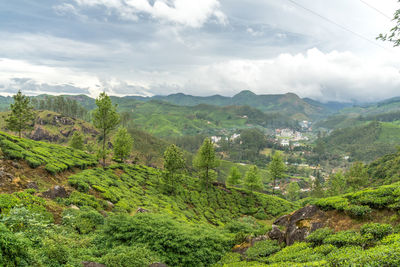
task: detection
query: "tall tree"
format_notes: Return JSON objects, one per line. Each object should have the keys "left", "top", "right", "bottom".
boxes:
{"left": 268, "top": 152, "right": 286, "bottom": 194}
{"left": 93, "top": 92, "right": 120, "bottom": 166}
{"left": 328, "top": 171, "right": 346, "bottom": 196}
{"left": 113, "top": 127, "right": 133, "bottom": 162}
{"left": 345, "top": 162, "right": 368, "bottom": 191}
{"left": 162, "top": 144, "right": 185, "bottom": 194}
{"left": 6, "top": 90, "right": 35, "bottom": 138}
{"left": 226, "top": 166, "right": 242, "bottom": 187}
{"left": 244, "top": 165, "right": 263, "bottom": 193}
{"left": 193, "top": 138, "right": 219, "bottom": 189}
{"left": 69, "top": 131, "right": 84, "bottom": 150}
{"left": 287, "top": 182, "right": 300, "bottom": 201}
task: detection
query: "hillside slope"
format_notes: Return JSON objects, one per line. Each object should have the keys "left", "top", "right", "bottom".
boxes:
{"left": 0, "top": 134, "right": 297, "bottom": 266}
{"left": 320, "top": 121, "right": 400, "bottom": 162}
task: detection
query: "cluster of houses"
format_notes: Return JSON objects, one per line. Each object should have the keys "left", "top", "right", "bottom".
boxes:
{"left": 275, "top": 128, "right": 309, "bottom": 147}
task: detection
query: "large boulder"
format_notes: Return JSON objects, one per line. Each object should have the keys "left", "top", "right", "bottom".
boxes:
{"left": 269, "top": 205, "right": 325, "bottom": 245}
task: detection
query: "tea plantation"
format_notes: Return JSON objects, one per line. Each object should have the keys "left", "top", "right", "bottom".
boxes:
{"left": 0, "top": 131, "right": 97, "bottom": 174}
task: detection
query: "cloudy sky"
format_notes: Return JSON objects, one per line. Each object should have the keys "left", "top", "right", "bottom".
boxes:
{"left": 0, "top": 0, "right": 399, "bottom": 102}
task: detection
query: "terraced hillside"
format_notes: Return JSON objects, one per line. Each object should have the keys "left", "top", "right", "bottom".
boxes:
{"left": 0, "top": 134, "right": 297, "bottom": 266}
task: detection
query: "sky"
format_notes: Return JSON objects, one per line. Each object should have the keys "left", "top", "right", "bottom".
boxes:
{"left": 0, "top": 0, "right": 399, "bottom": 102}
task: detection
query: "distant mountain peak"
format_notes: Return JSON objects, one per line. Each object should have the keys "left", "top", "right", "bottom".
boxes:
{"left": 233, "top": 90, "right": 257, "bottom": 98}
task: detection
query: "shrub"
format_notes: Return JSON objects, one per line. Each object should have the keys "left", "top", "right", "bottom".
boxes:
{"left": 25, "top": 157, "right": 42, "bottom": 168}
{"left": 267, "top": 242, "right": 321, "bottom": 264}
{"left": 68, "top": 177, "right": 90, "bottom": 193}
{"left": 306, "top": 228, "right": 334, "bottom": 246}
{"left": 345, "top": 205, "right": 372, "bottom": 218}
{"left": 100, "top": 213, "right": 234, "bottom": 266}
{"left": 323, "top": 230, "right": 365, "bottom": 247}
{"left": 314, "top": 196, "right": 349, "bottom": 211}
{"left": 360, "top": 223, "right": 393, "bottom": 241}
{"left": 0, "top": 223, "right": 35, "bottom": 266}
{"left": 245, "top": 240, "right": 281, "bottom": 262}
{"left": 62, "top": 206, "right": 104, "bottom": 234}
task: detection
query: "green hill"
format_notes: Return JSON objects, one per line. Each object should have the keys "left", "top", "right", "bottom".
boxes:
{"left": 0, "top": 134, "right": 297, "bottom": 266}
{"left": 131, "top": 90, "right": 336, "bottom": 120}
{"left": 116, "top": 99, "right": 296, "bottom": 137}
{"left": 319, "top": 121, "right": 400, "bottom": 162}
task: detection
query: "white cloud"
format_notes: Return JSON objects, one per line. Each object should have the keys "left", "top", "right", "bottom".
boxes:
{"left": 0, "top": 58, "right": 100, "bottom": 97}
{"left": 179, "top": 48, "right": 400, "bottom": 102}
{"left": 71, "top": 0, "right": 227, "bottom": 27}
{"left": 2, "top": 48, "right": 400, "bottom": 103}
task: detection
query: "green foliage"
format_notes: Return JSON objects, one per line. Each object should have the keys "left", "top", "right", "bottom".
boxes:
{"left": 327, "top": 171, "right": 346, "bottom": 196}
{"left": 69, "top": 131, "right": 84, "bottom": 150}
{"left": 113, "top": 127, "right": 133, "bottom": 162}
{"left": 62, "top": 206, "right": 104, "bottom": 234}
{"left": 323, "top": 230, "right": 366, "bottom": 247}
{"left": 5, "top": 90, "right": 35, "bottom": 138}
{"left": 0, "top": 223, "right": 35, "bottom": 266}
{"left": 306, "top": 228, "right": 334, "bottom": 246}
{"left": 0, "top": 131, "right": 97, "bottom": 174}
{"left": 93, "top": 92, "right": 120, "bottom": 166}
{"left": 162, "top": 144, "right": 185, "bottom": 194}
{"left": 194, "top": 138, "right": 220, "bottom": 188}
{"left": 99, "top": 213, "right": 234, "bottom": 266}
{"left": 226, "top": 166, "right": 242, "bottom": 187}
{"left": 66, "top": 164, "right": 297, "bottom": 225}
{"left": 287, "top": 182, "right": 300, "bottom": 201}
{"left": 244, "top": 165, "right": 263, "bottom": 192}
{"left": 245, "top": 240, "right": 281, "bottom": 262}
{"left": 268, "top": 152, "right": 286, "bottom": 193}
{"left": 101, "top": 245, "right": 160, "bottom": 267}
{"left": 360, "top": 223, "right": 393, "bottom": 241}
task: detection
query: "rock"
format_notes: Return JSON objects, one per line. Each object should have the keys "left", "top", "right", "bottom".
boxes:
{"left": 81, "top": 262, "right": 106, "bottom": 267}
{"left": 26, "top": 181, "right": 39, "bottom": 190}
{"left": 106, "top": 201, "right": 115, "bottom": 209}
{"left": 30, "top": 126, "right": 59, "bottom": 142}
{"left": 137, "top": 207, "right": 150, "bottom": 213}
{"left": 42, "top": 185, "right": 69, "bottom": 199}
{"left": 11, "top": 162, "right": 22, "bottom": 169}
{"left": 69, "top": 205, "right": 80, "bottom": 210}
{"left": 268, "top": 225, "right": 285, "bottom": 243}
{"left": 269, "top": 205, "right": 325, "bottom": 246}
{"left": 149, "top": 263, "right": 168, "bottom": 267}
{"left": 273, "top": 214, "right": 290, "bottom": 228}
{"left": 0, "top": 170, "right": 14, "bottom": 181}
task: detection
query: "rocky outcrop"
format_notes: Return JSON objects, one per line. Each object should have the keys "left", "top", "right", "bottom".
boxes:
{"left": 81, "top": 262, "right": 106, "bottom": 267}
{"left": 269, "top": 205, "right": 325, "bottom": 245}
{"left": 30, "top": 126, "right": 59, "bottom": 142}
{"left": 137, "top": 207, "right": 150, "bottom": 213}
{"left": 26, "top": 181, "right": 39, "bottom": 190}
{"left": 42, "top": 185, "right": 69, "bottom": 199}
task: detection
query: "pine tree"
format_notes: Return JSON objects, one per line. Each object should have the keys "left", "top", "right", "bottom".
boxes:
{"left": 6, "top": 90, "right": 35, "bottom": 138}
{"left": 113, "top": 127, "right": 133, "bottom": 162}
{"left": 69, "top": 131, "right": 84, "bottom": 150}
{"left": 287, "top": 182, "right": 300, "bottom": 201}
{"left": 162, "top": 144, "right": 185, "bottom": 194}
{"left": 328, "top": 171, "right": 346, "bottom": 196}
{"left": 193, "top": 138, "right": 219, "bottom": 189}
{"left": 93, "top": 92, "right": 120, "bottom": 166}
{"left": 244, "top": 165, "right": 263, "bottom": 193}
{"left": 226, "top": 166, "right": 242, "bottom": 187}
{"left": 268, "top": 152, "right": 286, "bottom": 194}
